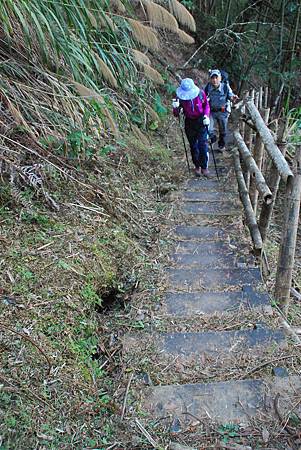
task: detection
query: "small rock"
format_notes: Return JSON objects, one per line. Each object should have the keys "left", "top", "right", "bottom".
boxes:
{"left": 135, "top": 310, "right": 145, "bottom": 321}
{"left": 142, "top": 372, "right": 153, "bottom": 386}
{"left": 262, "top": 427, "right": 270, "bottom": 443}
{"left": 272, "top": 367, "right": 288, "bottom": 377}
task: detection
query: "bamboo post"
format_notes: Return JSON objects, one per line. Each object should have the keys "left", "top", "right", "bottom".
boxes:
{"left": 233, "top": 130, "right": 272, "bottom": 204}
{"left": 232, "top": 149, "right": 263, "bottom": 253}
{"left": 258, "top": 87, "right": 263, "bottom": 110}
{"left": 255, "top": 91, "right": 259, "bottom": 109}
{"left": 249, "top": 108, "right": 270, "bottom": 213}
{"left": 245, "top": 100, "right": 293, "bottom": 183}
{"left": 274, "top": 145, "right": 301, "bottom": 315}
{"left": 243, "top": 90, "right": 255, "bottom": 188}
{"left": 258, "top": 119, "right": 288, "bottom": 241}
{"left": 264, "top": 86, "right": 269, "bottom": 108}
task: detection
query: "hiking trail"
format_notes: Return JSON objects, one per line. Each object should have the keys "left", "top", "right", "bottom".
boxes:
{"left": 122, "top": 136, "right": 301, "bottom": 448}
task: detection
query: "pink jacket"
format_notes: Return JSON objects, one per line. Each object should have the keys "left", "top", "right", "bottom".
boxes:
{"left": 173, "top": 91, "right": 210, "bottom": 119}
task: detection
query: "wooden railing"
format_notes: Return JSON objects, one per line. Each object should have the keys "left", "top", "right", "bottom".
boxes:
{"left": 231, "top": 89, "right": 301, "bottom": 315}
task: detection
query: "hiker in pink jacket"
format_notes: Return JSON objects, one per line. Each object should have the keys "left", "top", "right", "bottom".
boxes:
{"left": 173, "top": 78, "right": 210, "bottom": 177}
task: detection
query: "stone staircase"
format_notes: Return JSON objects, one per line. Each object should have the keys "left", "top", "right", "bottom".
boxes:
{"left": 123, "top": 152, "right": 301, "bottom": 441}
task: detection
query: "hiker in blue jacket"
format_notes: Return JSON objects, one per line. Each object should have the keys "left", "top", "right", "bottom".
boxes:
{"left": 205, "top": 69, "right": 238, "bottom": 151}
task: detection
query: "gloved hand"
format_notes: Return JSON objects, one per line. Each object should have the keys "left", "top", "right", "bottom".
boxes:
{"left": 203, "top": 115, "right": 210, "bottom": 126}
{"left": 172, "top": 98, "right": 180, "bottom": 108}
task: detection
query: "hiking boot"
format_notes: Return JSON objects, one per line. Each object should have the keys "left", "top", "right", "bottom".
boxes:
{"left": 201, "top": 168, "right": 210, "bottom": 177}
{"left": 195, "top": 167, "right": 201, "bottom": 177}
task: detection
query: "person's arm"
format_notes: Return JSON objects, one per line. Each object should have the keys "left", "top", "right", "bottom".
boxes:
{"left": 202, "top": 91, "right": 210, "bottom": 117}
{"left": 226, "top": 84, "right": 238, "bottom": 102}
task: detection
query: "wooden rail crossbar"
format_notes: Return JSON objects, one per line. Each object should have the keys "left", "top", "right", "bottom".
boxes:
{"left": 232, "top": 88, "right": 300, "bottom": 315}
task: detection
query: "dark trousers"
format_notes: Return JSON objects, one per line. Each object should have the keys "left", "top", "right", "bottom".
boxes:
{"left": 185, "top": 117, "right": 209, "bottom": 169}
{"left": 210, "top": 111, "right": 229, "bottom": 147}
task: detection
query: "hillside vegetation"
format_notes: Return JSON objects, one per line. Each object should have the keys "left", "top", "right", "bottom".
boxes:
{"left": 0, "top": 1, "right": 300, "bottom": 449}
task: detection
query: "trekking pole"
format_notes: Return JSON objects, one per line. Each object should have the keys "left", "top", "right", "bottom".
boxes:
{"left": 206, "top": 126, "right": 219, "bottom": 181}
{"left": 178, "top": 114, "right": 190, "bottom": 173}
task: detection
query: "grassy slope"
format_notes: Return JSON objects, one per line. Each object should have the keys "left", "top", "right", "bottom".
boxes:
{"left": 0, "top": 120, "right": 186, "bottom": 448}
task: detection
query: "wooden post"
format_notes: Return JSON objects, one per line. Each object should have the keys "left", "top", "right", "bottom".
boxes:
{"left": 264, "top": 86, "right": 269, "bottom": 108}
{"left": 232, "top": 149, "right": 263, "bottom": 253}
{"left": 258, "top": 119, "right": 288, "bottom": 241}
{"left": 245, "top": 100, "right": 293, "bottom": 183}
{"left": 233, "top": 130, "right": 272, "bottom": 204}
{"left": 243, "top": 91, "right": 255, "bottom": 188}
{"left": 255, "top": 91, "right": 259, "bottom": 109}
{"left": 274, "top": 145, "right": 301, "bottom": 315}
{"left": 258, "top": 87, "right": 263, "bottom": 110}
{"left": 249, "top": 108, "right": 270, "bottom": 213}
{"left": 258, "top": 118, "right": 288, "bottom": 242}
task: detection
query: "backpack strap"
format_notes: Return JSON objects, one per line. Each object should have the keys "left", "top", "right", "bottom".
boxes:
{"left": 198, "top": 89, "right": 205, "bottom": 103}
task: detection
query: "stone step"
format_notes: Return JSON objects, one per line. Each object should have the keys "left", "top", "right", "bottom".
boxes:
{"left": 163, "top": 287, "right": 270, "bottom": 316}
{"left": 182, "top": 202, "right": 240, "bottom": 216}
{"left": 183, "top": 191, "right": 237, "bottom": 202}
{"left": 184, "top": 179, "right": 237, "bottom": 192}
{"left": 140, "top": 376, "right": 301, "bottom": 425}
{"left": 167, "top": 268, "right": 261, "bottom": 290}
{"left": 173, "top": 225, "right": 239, "bottom": 241}
{"left": 172, "top": 240, "right": 248, "bottom": 255}
{"left": 174, "top": 240, "right": 238, "bottom": 255}
{"left": 170, "top": 252, "right": 255, "bottom": 269}
{"left": 125, "top": 328, "right": 285, "bottom": 361}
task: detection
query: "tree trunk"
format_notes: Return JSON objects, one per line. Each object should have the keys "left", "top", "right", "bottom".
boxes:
{"left": 274, "top": 145, "right": 301, "bottom": 316}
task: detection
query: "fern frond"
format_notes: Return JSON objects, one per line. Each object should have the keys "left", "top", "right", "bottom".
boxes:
{"left": 128, "top": 18, "right": 159, "bottom": 51}
{"left": 169, "top": 0, "right": 196, "bottom": 32}
{"left": 141, "top": 0, "right": 179, "bottom": 32}
{"left": 10, "top": 184, "right": 32, "bottom": 209}
{"left": 94, "top": 54, "right": 118, "bottom": 88}
{"left": 177, "top": 28, "right": 195, "bottom": 44}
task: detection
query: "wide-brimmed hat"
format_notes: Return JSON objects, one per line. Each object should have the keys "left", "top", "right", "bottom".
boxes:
{"left": 176, "top": 78, "right": 200, "bottom": 100}
{"left": 209, "top": 69, "right": 221, "bottom": 78}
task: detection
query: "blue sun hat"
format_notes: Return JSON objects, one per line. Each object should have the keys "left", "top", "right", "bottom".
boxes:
{"left": 176, "top": 78, "right": 200, "bottom": 100}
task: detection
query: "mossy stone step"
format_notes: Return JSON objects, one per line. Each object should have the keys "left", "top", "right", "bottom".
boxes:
{"left": 167, "top": 268, "right": 261, "bottom": 290}
{"left": 140, "top": 376, "right": 301, "bottom": 425}
{"left": 183, "top": 191, "right": 237, "bottom": 202}
{"left": 163, "top": 288, "right": 270, "bottom": 316}
{"left": 182, "top": 202, "right": 240, "bottom": 216}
